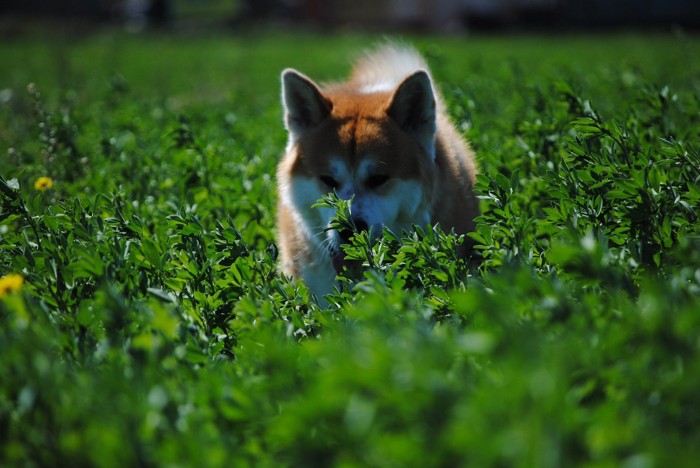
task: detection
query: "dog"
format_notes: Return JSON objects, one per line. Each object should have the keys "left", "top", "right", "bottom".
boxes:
{"left": 276, "top": 43, "right": 479, "bottom": 301}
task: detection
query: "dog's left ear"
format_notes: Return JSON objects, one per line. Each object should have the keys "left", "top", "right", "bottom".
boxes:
{"left": 387, "top": 70, "right": 437, "bottom": 159}
{"left": 282, "top": 69, "right": 332, "bottom": 139}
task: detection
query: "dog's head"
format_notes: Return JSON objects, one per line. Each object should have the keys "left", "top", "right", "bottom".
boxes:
{"left": 279, "top": 69, "right": 438, "bottom": 273}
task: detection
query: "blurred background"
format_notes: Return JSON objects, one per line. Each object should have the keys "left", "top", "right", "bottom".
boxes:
{"left": 2, "top": 0, "right": 700, "bottom": 34}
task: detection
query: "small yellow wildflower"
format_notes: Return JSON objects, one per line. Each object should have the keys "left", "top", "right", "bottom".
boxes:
{"left": 0, "top": 273, "right": 24, "bottom": 298}
{"left": 34, "top": 176, "right": 53, "bottom": 191}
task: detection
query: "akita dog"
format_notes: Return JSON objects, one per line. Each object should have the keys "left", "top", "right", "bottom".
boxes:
{"left": 276, "top": 44, "right": 479, "bottom": 300}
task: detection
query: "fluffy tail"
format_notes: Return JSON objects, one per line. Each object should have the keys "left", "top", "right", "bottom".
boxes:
{"left": 350, "top": 42, "right": 431, "bottom": 91}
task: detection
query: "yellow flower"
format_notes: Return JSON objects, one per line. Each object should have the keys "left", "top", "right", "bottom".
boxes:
{"left": 34, "top": 176, "right": 53, "bottom": 191}
{"left": 0, "top": 273, "right": 24, "bottom": 298}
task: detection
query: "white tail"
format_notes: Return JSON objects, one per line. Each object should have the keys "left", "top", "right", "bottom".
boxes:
{"left": 350, "top": 43, "right": 431, "bottom": 93}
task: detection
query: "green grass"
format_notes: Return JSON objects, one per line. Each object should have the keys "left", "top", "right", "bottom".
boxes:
{"left": 1, "top": 30, "right": 700, "bottom": 466}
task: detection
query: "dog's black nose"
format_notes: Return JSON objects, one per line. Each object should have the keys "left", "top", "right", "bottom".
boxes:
{"left": 352, "top": 217, "right": 368, "bottom": 232}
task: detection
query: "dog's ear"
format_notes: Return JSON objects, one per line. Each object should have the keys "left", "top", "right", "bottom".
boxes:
{"left": 387, "top": 70, "right": 436, "bottom": 158}
{"left": 282, "top": 69, "right": 332, "bottom": 138}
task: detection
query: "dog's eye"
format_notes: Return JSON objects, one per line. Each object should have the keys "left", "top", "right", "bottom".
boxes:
{"left": 367, "top": 174, "right": 390, "bottom": 189}
{"left": 320, "top": 175, "right": 339, "bottom": 190}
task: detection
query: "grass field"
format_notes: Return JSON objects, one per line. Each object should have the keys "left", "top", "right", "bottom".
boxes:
{"left": 1, "top": 29, "right": 700, "bottom": 466}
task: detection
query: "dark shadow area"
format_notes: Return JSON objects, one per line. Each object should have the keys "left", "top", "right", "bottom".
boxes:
{"left": 1, "top": 0, "right": 699, "bottom": 36}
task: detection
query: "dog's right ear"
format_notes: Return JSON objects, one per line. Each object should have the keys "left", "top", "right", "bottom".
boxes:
{"left": 282, "top": 69, "right": 332, "bottom": 139}
{"left": 387, "top": 70, "right": 437, "bottom": 159}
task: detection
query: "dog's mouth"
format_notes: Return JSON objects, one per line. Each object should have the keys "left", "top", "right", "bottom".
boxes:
{"left": 330, "top": 228, "right": 362, "bottom": 275}
{"left": 331, "top": 249, "right": 347, "bottom": 275}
